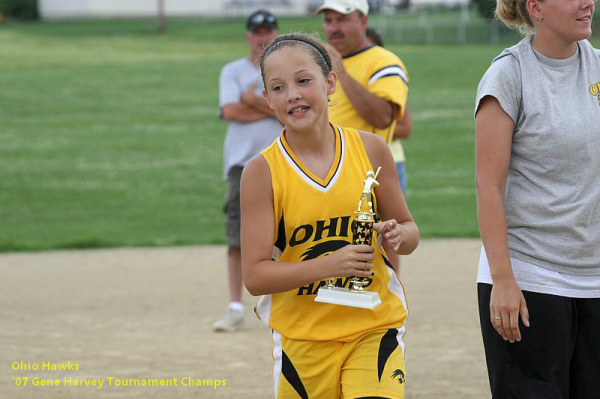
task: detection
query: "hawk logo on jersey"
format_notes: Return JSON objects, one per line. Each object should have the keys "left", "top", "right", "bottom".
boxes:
{"left": 296, "top": 239, "right": 374, "bottom": 296}
{"left": 286, "top": 215, "right": 375, "bottom": 295}
{"left": 301, "top": 240, "right": 349, "bottom": 260}
{"left": 392, "top": 369, "right": 405, "bottom": 384}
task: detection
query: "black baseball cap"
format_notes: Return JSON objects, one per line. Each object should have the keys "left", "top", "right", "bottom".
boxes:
{"left": 246, "top": 10, "right": 278, "bottom": 32}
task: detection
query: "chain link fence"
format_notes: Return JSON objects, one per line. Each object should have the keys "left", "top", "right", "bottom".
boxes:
{"left": 368, "top": 5, "right": 600, "bottom": 45}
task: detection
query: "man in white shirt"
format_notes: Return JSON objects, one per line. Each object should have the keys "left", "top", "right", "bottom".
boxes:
{"left": 214, "top": 10, "right": 281, "bottom": 332}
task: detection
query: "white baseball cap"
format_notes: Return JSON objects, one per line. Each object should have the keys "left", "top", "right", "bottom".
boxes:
{"left": 315, "top": 0, "right": 369, "bottom": 15}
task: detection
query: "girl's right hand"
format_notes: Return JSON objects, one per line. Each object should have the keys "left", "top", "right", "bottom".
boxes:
{"left": 490, "top": 278, "right": 530, "bottom": 343}
{"left": 326, "top": 244, "right": 375, "bottom": 278}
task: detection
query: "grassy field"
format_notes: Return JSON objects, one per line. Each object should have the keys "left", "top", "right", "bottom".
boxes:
{"left": 0, "top": 16, "right": 516, "bottom": 252}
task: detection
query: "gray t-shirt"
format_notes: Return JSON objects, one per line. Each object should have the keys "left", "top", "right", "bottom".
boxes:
{"left": 475, "top": 36, "right": 600, "bottom": 276}
{"left": 219, "top": 57, "right": 282, "bottom": 179}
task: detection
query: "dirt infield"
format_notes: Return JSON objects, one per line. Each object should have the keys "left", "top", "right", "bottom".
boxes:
{"left": 0, "top": 239, "right": 490, "bottom": 399}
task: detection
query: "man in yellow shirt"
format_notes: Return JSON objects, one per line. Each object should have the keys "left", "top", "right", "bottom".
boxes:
{"left": 366, "top": 26, "right": 412, "bottom": 196}
{"left": 316, "top": 0, "right": 408, "bottom": 144}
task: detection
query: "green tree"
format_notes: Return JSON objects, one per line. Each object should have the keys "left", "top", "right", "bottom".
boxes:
{"left": 0, "top": 0, "right": 38, "bottom": 21}
{"left": 473, "top": 0, "right": 495, "bottom": 19}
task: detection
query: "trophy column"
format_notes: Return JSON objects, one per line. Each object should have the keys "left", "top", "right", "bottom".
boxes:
{"left": 349, "top": 210, "right": 374, "bottom": 292}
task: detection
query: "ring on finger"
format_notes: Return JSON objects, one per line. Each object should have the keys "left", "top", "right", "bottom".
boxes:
{"left": 494, "top": 316, "right": 502, "bottom": 320}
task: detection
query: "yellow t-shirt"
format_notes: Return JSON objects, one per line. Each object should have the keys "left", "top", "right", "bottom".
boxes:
{"left": 329, "top": 45, "right": 409, "bottom": 151}
{"left": 256, "top": 125, "right": 408, "bottom": 342}
{"left": 389, "top": 138, "right": 406, "bottom": 164}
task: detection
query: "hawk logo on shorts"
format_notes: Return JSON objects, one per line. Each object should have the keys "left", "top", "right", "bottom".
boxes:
{"left": 392, "top": 369, "right": 405, "bottom": 384}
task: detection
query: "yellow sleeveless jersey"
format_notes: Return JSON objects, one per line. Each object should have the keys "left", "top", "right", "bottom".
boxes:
{"left": 329, "top": 45, "right": 409, "bottom": 146}
{"left": 256, "top": 125, "right": 408, "bottom": 342}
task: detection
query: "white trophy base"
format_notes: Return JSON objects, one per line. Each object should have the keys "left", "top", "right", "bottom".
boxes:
{"left": 315, "top": 287, "right": 382, "bottom": 309}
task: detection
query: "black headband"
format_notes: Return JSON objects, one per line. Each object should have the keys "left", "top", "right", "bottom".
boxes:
{"left": 279, "top": 38, "right": 332, "bottom": 70}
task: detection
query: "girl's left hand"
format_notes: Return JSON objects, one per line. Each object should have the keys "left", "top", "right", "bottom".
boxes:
{"left": 374, "top": 219, "right": 403, "bottom": 253}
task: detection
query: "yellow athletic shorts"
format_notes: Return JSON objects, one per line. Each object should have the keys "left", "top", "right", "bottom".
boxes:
{"left": 272, "top": 328, "right": 406, "bottom": 399}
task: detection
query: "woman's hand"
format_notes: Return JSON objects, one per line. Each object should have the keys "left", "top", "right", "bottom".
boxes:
{"left": 490, "top": 278, "right": 530, "bottom": 343}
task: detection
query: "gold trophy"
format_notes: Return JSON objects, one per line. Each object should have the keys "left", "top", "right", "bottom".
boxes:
{"left": 315, "top": 167, "right": 382, "bottom": 309}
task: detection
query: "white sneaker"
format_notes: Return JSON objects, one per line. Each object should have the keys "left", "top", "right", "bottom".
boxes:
{"left": 212, "top": 306, "right": 244, "bottom": 332}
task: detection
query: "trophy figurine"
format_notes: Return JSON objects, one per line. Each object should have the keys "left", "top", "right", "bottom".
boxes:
{"left": 315, "top": 167, "right": 382, "bottom": 309}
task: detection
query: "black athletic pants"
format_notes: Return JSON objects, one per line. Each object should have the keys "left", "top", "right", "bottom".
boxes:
{"left": 478, "top": 283, "right": 600, "bottom": 399}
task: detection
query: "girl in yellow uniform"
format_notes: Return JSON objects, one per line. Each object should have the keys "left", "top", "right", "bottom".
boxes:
{"left": 241, "top": 33, "right": 419, "bottom": 399}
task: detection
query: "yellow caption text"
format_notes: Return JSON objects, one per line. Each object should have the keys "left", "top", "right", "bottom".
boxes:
{"left": 11, "top": 361, "right": 226, "bottom": 390}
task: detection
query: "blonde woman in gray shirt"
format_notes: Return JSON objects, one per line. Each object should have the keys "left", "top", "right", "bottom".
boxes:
{"left": 474, "top": 0, "right": 600, "bottom": 396}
